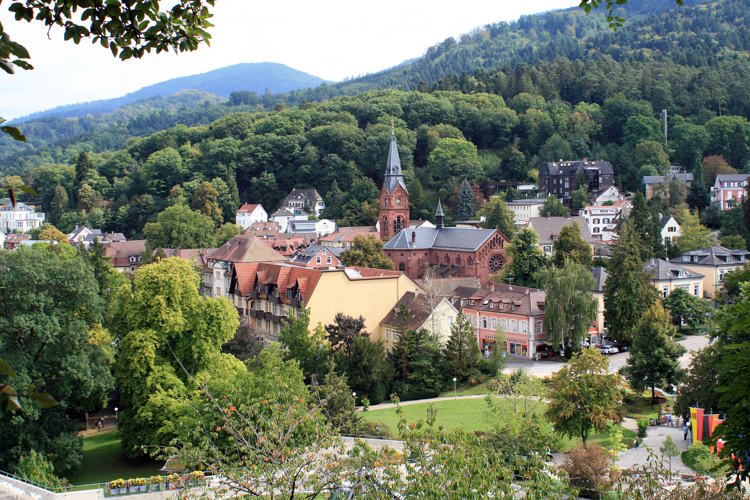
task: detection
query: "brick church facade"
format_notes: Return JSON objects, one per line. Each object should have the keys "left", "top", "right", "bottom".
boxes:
{"left": 380, "top": 131, "right": 509, "bottom": 285}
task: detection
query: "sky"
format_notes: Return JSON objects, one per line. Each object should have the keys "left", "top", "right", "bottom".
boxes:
{"left": 0, "top": 0, "right": 578, "bottom": 119}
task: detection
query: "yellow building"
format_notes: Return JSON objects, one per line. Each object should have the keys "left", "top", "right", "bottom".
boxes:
{"left": 378, "top": 291, "right": 458, "bottom": 349}
{"left": 644, "top": 258, "right": 704, "bottom": 298}
{"left": 670, "top": 246, "right": 750, "bottom": 298}
{"left": 229, "top": 262, "right": 421, "bottom": 338}
{"left": 590, "top": 266, "right": 607, "bottom": 345}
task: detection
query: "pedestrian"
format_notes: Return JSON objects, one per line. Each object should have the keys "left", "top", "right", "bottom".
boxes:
{"left": 633, "top": 438, "right": 639, "bottom": 449}
{"left": 683, "top": 422, "right": 688, "bottom": 441}
{"left": 667, "top": 413, "right": 673, "bottom": 427}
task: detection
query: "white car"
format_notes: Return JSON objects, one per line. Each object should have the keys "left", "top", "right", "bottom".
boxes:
{"left": 599, "top": 344, "right": 619, "bottom": 355}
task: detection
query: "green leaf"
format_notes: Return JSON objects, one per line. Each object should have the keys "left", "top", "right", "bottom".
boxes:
{"left": 1, "top": 125, "right": 26, "bottom": 142}
{"left": 0, "top": 358, "right": 16, "bottom": 377}
{"left": 31, "top": 392, "right": 58, "bottom": 409}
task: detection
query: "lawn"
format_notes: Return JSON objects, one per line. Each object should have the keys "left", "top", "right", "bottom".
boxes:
{"left": 623, "top": 390, "right": 662, "bottom": 420}
{"left": 438, "top": 379, "right": 495, "bottom": 398}
{"left": 362, "top": 397, "right": 635, "bottom": 451}
{"left": 67, "top": 430, "right": 162, "bottom": 486}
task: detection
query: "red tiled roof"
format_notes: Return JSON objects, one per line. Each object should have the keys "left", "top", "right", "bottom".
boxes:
{"left": 452, "top": 283, "right": 546, "bottom": 317}
{"left": 319, "top": 226, "right": 378, "bottom": 244}
{"left": 232, "top": 262, "right": 323, "bottom": 304}
{"left": 350, "top": 266, "right": 402, "bottom": 278}
{"left": 380, "top": 291, "right": 440, "bottom": 330}
{"left": 104, "top": 240, "right": 147, "bottom": 267}
{"left": 207, "top": 233, "right": 286, "bottom": 263}
{"left": 238, "top": 203, "right": 261, "bottom": 213}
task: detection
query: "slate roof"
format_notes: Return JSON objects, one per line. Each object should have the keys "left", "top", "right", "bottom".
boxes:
{"left": 590, "top": 266, "right": 608, "bottom": 293}
{"left": 672, "top": 245, "right": 750, "bottom": 266}
{"left": 539, "top": 160, "right": 614, "bottom": 177}
{"left": 383, "top": 131, "right": 408, "bottom": 195}
{"left": 380, "top": 291, "right": 442, "bottom": 330}
{"left": 272, "top": 208, "right": 296, "bottom": 217}
{"left": 288, "top": 220, "right": 318, "bottom": 233}
{"left": 643, "top": 173, "right": 694, "bottom": 185}
{"left": 282, "top": 188, "right": 324, "bottom": 208}
{"left": 207, "top": 233, "right": 287, "bottom": 263}
{"left": 644, "top": 258, "right": 704, "bottom": 281}
{"left": 660, "top": 215, "right": 679, "bottom": 230}
{"left": 714, "top": 174, "right": 750, "bottom": 184}
{"left": 384, "top": 227, "right": 497, "bottom": 251}
{"left": 528, "top": 216, "right": 596, "bottom": 244}
{"left": 289, "top": 244, "right": 343, "bottom": 264}
{"left": 451, "top": 283, "right": 546, "bottom": 317}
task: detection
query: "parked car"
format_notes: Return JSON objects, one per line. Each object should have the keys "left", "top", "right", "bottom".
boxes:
{"left": 536, "top": 344, "right": 555, "bottom": 360}
{"left": 599, "top": 344, "right": 619, "bottom": 355}
{"left": 611, "top": 341, "right": 629, "bottom": 352}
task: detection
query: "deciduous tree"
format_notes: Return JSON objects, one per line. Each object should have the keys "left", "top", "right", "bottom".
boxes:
{"left": 481, "top": 196, "right": 516, "bottom": 239}
{"left": 503, "top": 228, "right": 547, "bottom": 288}
{"left": 546, "top": 348, "right": 622, "bottom": 445}
{"left": 340, "top": 235, "right": 394, "bottom": 270}
{"left": 143, "top": 204, "right": 216, "bottom": 249}
{"left": 553, "top": 224, "right": 592, "bottom": 268}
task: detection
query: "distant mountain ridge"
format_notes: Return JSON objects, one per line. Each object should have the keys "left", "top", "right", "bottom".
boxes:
{"left": 16, "top": 62, "right": 326, "bottom": 122}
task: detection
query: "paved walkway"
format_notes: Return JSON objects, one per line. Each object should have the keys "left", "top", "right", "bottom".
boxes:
{"left": 616, "top": 423, "right": 692, "bottom": 476}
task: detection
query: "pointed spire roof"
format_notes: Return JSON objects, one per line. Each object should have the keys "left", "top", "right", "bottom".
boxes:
{"left": 383, "top": 129, "right": 408, "bottom": 195}
{"left": 435, "top": 199, "right": 444, "bottom": 217}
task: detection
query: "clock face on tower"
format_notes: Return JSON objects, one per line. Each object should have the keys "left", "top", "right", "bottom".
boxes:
{"left": 488, "top": 253, "right": 505, "bottom": 273}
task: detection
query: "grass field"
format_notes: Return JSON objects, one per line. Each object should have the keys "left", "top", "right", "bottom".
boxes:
{"left": 362, "top": 397, "right": 636, "bottom": 451}
{"left": 67, "top": 430, "right": 161, "bottom": 486}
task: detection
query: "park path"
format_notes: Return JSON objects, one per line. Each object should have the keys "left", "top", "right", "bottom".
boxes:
{"left": 616, "top": 423, "right": 692, "bottom": 476}
{"left": 362, "top": 394, "right": 487, "bottom": 412}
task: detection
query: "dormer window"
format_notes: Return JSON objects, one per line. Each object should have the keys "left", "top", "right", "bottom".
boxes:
{"left": 489, "top": 302, "right": 494, "bottom": 309}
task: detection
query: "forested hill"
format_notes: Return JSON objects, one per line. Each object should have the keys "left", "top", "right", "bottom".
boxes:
{"left": 15, "top": 62, "right": 325, "bottom": 122}
{"left": 328, "top": 0, "right": 706, "bottom": 93}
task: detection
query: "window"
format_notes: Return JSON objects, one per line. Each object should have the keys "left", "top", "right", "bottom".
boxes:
{"left": 694, "top": 284, "right": 700, "bottom": 296}
{"left": 663, "top": 287, "right": 669, "bottom": 298}
{"left": 511, "top": 320, "right": 518, "bottom": 332}
{"left": 719, "top": 269, "right": 727, "bottom": 282}
{"left": 481, "top": 316, "right": 488, "bottom": 329}
{"left": 489, "top": 302, "right": 494, "bottom": 309}
{"left": 316, "top": 256, "right": 321, "bottom": 264}
{"left": 520, "top": 321, "right": 527, "bottom": 333}
{"left": 536, "top": 320, "right": 543, "bottom": 334}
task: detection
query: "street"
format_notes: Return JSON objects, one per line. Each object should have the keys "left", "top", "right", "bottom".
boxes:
{"left": 503, "top": 335, "right": 710, "bottom": 377}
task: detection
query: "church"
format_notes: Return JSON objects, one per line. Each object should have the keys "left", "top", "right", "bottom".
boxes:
{"left": 380, "top": 131, "right": 510, "bottom": 285}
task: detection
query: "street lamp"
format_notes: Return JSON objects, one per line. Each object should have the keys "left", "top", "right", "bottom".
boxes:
{"left": 352, "top": 391, "right": 356, "bottom": 404}
{"left": 453, "top": 377, "right": 457, "bottom": 399}
{"left": 114, "top": 407, "right": 118, "bottom": 420}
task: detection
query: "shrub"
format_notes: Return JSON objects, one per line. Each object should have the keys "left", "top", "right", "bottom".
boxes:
{"left": 368, "top": 382, "right": 387, "bottom": 405}
{"left": 682, "top": 443, "right": 730, "bottom": 477}
{"left": 637, "top": 417, "right": 649, "bottom": 437}
{"left": 15, "top": 450, "right": 63, "bottom": 490}
{"left": 361, "top": 397, "right": 370, "bottom": 411}
{"left": 561, "top": 443, "right": 618, "bottom": 497}
{"left": 478, "top": 357, "right": 498, "bottom": 376}
{"left": 356, "top": 420, "right": 394, "bottom": 439}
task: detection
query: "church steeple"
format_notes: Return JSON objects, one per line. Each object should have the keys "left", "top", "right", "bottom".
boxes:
{"left": 383, "top": 128, "right": 407, "bottom": 195}
{"left": 435, "top": 199, "right": 444, "bottom": 229}
{"left": 379, "top": 124, "right": 410, "bottom": 241}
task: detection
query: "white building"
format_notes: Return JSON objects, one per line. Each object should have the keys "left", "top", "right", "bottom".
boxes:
{"left": 281, "top": 188, "right": 326, "bottom": 217}
{"left": 0, "top": 202, "right": 46, "bottom": 233}
{"left": 0, "top": 230, "right": 5, "bottom": 249}
{"left": 235, "top": 203, "right": 268, "bottom": 229}
{"left": 507, "top": 199, "right": 545, "bottom": 225}
{"left": 270, "top": 208, "right": 308, "bottom": 233}
{"left": 660, "top": 215, "right": 681, "bottom": 245}
{"left": 594, "top": 186, "right": 622, "bottom": 204}
{"left": 580, "top": 199, "right": 631, "bottom": 242}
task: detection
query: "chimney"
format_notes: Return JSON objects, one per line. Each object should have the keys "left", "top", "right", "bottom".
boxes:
{"left": 411, "top": 231, "right": 416, "bottom": 244}
{"left": 490, "top": 283, "right": 495, "bottom": 292}
{"left": 508, "top": 285, "right": 513, "bottom": 292}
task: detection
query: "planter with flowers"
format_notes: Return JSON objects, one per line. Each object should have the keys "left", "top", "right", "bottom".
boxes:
{"left": 188, "top": 471, "right": 204, "bottom": 487}
{"left": 108, "top": 479, "right": 126, "bottom": 496}
{"left": 148, "top": 476, "right": 163, "bottom": 492}
{"left": 167, "top": 473, "right": 181, "bottom": 490}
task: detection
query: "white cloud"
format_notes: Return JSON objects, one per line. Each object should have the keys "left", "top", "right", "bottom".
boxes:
{"left": 0, "top": 0, "right": 577, "bottom": 119}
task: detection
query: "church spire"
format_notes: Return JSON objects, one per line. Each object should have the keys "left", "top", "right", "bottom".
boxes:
{"left": 435, "top": 199, "right": 444, "bottom": 229}
{"left": 383, "top": 128, "right": 407, "bottom": 195}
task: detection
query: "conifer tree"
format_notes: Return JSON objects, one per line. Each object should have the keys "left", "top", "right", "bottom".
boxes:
{"left": 553, "top": 224, "right": 592, "bottom": 268}
{"left": 629, "top": 191, "right": 663, "bottom": 259}
{"left": 49, "top": 185, "right": 69, "bottom": 226}
{"left": 687, "top": 164, "right": 710, "bottom": 212}
{"left": 623, "top": 302, "right": 685, "bottom": 402}
{"left": 456, "top": 179, "right": 476, "bottom": 221}
{"left": 604, "top": 223, "right": 659, "bottom": 342}
{"left": 504, "top": 228, "right": 548, "bottom": 288}
{"left": 72, "top": 152, "right": 92, "bottom": 207}
{"left": 481, "top": 197, "right": 516, "bottom": 238}
{"left": 443, "top": 312, "right": 480, "bottom": 382}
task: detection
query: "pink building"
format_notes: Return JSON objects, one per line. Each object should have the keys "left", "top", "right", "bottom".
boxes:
{"left": 711, "top": 174, "right": 750, "bottom": 210}
{"left": 451, "top": 283, "right": 547, "bottom": 359}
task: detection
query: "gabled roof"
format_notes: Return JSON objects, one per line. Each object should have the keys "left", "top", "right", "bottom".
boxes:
{"left": 5, "top": 233, "right": 30, "bottom": 244}
{"left": 288, "top": 220, "right": 318, "bottom": 233}
{"left": 272, "top": 207, "right": 296, "bottom": 217}
{"left": 289, "top": 244, "right": 343, "bottom": 264}
{"left": 528, "top": 216, "right": 596, "bottom": 244}
{"left": 282, "top": 188, "right": 324, "bottom": 206}
{"left": 672, "top": 245, "right": 750, "bottom": 266}
{"left": 380, "top": 291, "right": 453, "bottom": 330}
{"left": 451, "top": 283, "right": 546, "bottom": 317}
{"left": 644, "top": 258, "right": 704, "bottom": 281}
{"left": 231, "top": 262, "right": 323, "bottom": 303}
{"left": 207, "top": 233, "right": 287, "bottom": 263}
{"left": 238, "top": 203, "right": 262, "bottom": 213}
{"left": 103, "top": 240, "right": 147, "bottom": 262}
{"left": 660, "top": 214, "right": 679, "bottom": 230}
{"left": 384, "top": 227, "right": 497, "bottom": 251}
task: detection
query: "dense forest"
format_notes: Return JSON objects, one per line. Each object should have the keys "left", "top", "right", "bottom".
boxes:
{"left": 3, "top": 0, "right": 750, "bottom": 242}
